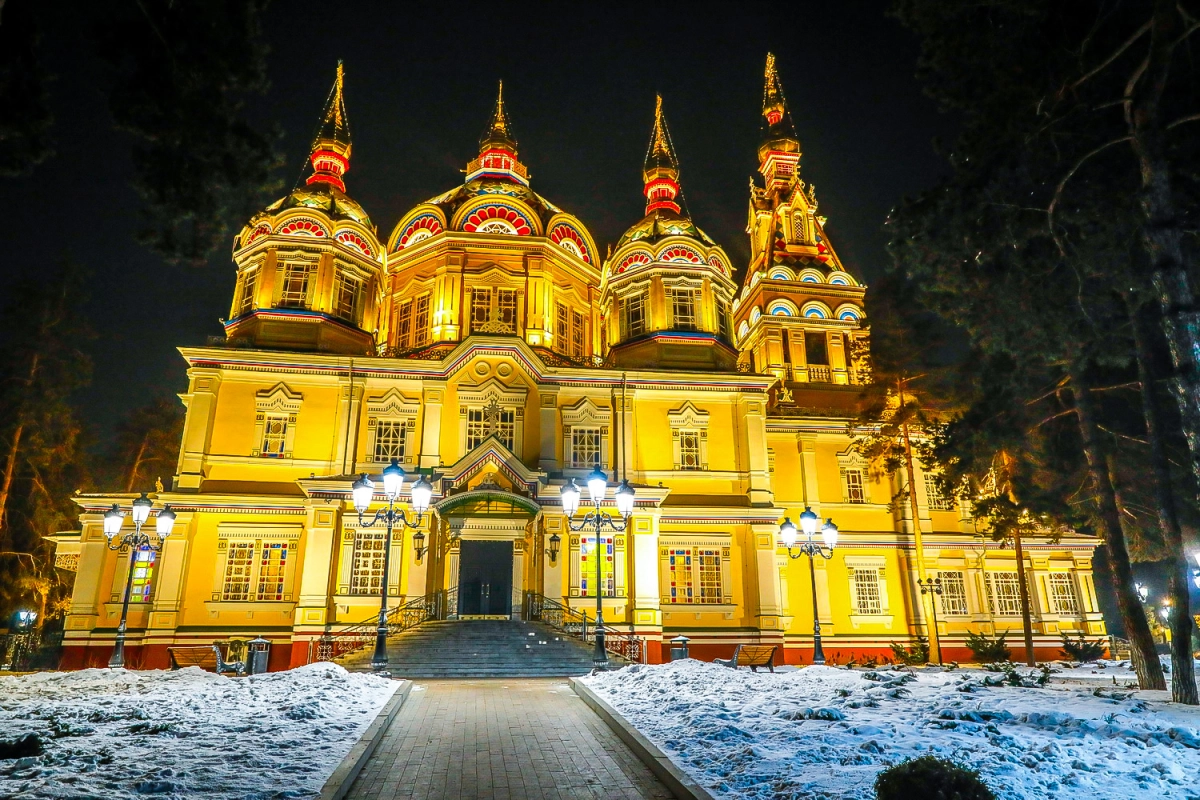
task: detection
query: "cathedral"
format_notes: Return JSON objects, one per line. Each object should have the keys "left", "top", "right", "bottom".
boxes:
{"left": 52, "top": 57, "right": 1105, "bottom": 671}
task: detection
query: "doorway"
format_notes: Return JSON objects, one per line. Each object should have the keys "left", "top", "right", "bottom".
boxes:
{"left": 458, "top": 540, "right": 513, "bottom": 617}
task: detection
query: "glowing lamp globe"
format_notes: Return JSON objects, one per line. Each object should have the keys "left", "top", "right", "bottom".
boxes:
{"left": 410, "top": 476, "right": 433, "bottom": 514}
{"left": 103, "top": 504, "right": 124, "bottom": 539}
{"left": 155, "top": 504, "right": 176, "bottom": 538}
{"left": 382, "top": 459, "right": 405, "bottom": 500}
{"left": 352, "top": 474, "right": 375, "bottom": 513}
{"left": 131, "top": 493, "right": 153, "bottom": 526}
{"left": 821, "top": 519, "right": 839, "bottom": 549}
{"left": 587, "top": 467, "right": 608, "bottom": 504}
{"left": 560, "top": 479, "right": 581, "bottom": 517}
{"left": 799, "top": 506, "right": 819, "bottom": 537}
{"left": 779, "top": 518, "right": 798, "bottom": 548}
{"left": 614, "top": 480, "right": 635, "bottom": 517}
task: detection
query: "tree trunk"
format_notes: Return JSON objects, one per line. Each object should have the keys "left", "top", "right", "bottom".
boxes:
{"left": 1131, "top": 301, "right": 1198, "bottom": 703}
{"left": 124, "top": 436, "right": 149, "bottom": 493}
{"left": 1069, "top": 361, "right": 1165, "bottom": 689}
{"left": 0, "top": 421, "right": 25, "bottom": 532}
{"left": 1129, "top": 1, "right": 1200, "bottom": 496}
{"left": 1011, "top": 523, "right": 1036, "bottom": 666}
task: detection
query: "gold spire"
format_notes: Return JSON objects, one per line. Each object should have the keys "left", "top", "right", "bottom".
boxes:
{"left": 644, "top": 94, "right": 678, "bottom": 173}
{"left": 314, "top": 60, "right": 351, "bottom": 152}
{"left": 480, "top": 79, "right": 517, "bottom": 150}
{"left": 651, "top": 95, "right": 670, "bottom": 158}
{"left": 763, "top": 53, "right": 784, "bottom": 112}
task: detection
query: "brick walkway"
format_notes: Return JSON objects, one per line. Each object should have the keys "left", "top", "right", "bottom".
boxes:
{"left": 346, "top": 679, "right": 675, "bottom": 800}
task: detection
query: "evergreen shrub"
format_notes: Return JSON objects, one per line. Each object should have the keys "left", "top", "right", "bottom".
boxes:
{"left": 1059, "top": 634, "right": 1105, "bottom": 663}
{"left": 965, "top": 630, "right": 1010, "bottom": 663}
{"left": 874, "top": 755, "right": 996, "bottom": 800}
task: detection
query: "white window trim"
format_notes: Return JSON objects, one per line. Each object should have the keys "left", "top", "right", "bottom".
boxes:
{"left": 568, "top": 531, "right": 627, "bottom": 599}
{"left": 253, "top": 384, "right": 303, "bottom": 458}
{"left": 836, "top": 447, "right": 870, "bottom": 504}
{"left": 211, "top": 523, "right": 302, "bottom": 603}
{"left": 658, "top": 536, "right": 733, "bottom": 606}
{"left": 457, "top": 378, "right": 527, "bottom": 456}
{"left": 668, "top": 401, "right": 710, "bottom": 471}
{"left": 366, "top": 389, "right": 420, "bottom": 465}
{"left": 561, "top": 397, "right": 611, "bottom": 474}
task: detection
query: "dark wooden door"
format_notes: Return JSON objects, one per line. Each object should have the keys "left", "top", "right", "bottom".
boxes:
{"left": 458, "top": 540, "right": 513, "bottom": 616}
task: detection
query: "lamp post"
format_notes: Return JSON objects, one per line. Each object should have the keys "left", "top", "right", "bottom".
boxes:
{"left": 103, "top": 493, "right": 176, "bottom": 669}
{"left": 916, "top": 577, "right": 943, "bottom": 665}
{"left": 1135, "top": 582, "right": 1150, "bottom": 603}
{"left": 352, "top": 459, "right": 433, "bottom": 675}
{"left": 560, "top": 467, "right": 635, "bottom": 670}
{"left": 779, "top": 507, "right": 838, "bottom": 665}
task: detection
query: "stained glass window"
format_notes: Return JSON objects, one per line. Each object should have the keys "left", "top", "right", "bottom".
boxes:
{"left": 222, "top": 542, "right": 255, "bottom": 601}
{"left": 697, "top": 549, "right": 722, "bottom": 603}
{"left": 256, "top": 542, "right": 289, "bottom": 601}
{"left": 844, "top": 469, "right": 866, "bottom": 503}
{"left": 579, "top": 534, "right": 615, "bottom": 597}
{"left": 129, "top": 546, "right": 156, "bottom": 603}
{"left": 261, "top": 415, "right": 288, "bottom": 457}
{"left": 679, "top": 430, "right": 702, "bottom": 470}
{"left": 666, "top": 548, "right": 694, "bottom": 603}
{"left": 350, "top": 530, "right": 387, "bottom": 595}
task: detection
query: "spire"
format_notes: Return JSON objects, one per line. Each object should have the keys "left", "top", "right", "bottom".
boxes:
{"left": 306, "top": 61, "right": 353, "bottom": 193}
{"left": 757, "top": 53, "right": 801, "bottom": 190}
{"left": 479, "top": 80, "right": 517, "bottom": 152}
{"left": 467, "top": 80, "right": 529, "bottom": 185}
{"left": 642, "top": 95, "right": 682, "bottom": 215}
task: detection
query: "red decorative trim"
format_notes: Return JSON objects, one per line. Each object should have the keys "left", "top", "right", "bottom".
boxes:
{"left": 278, "top": 218, "right": 328, "bottom": 237}
{"left": 335, "top": 230, "right": 374, "bottom": 256}
{"left": 616, "top": 252, "right": 651, "bottom": 274}
{"left": 548, "top": 223, "right": 591, "bottom": 264}
{"left": 396, "top": 215, "right": 444, "bottom": 250}
{"left": 660, "top": 245, "right": 703, "bottom": 263}
{"left": 463, "top": 204, "right": 533, "bottom": 236}
{"left": 243, "top": 224, "right": 271, "bottom": 247}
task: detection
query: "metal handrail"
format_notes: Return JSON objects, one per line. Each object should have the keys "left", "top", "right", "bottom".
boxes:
{"left": 524, "top": 591, "right": 645, "bottom": 664}
{"left": 312, "top": 595, "right": 429, "bottom": 663}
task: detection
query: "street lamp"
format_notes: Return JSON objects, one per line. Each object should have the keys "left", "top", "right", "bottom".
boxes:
{"left": 560, "top": 468, "right": 635, "bottom": 669}
{"left": 352, "top": 458, "right": 432, "bottom": 675}
{"left": 14, "top": 610, "right": 37, "bottom": 631}
{"left": 103, "top": 493, "right": 176, "bottom": 668}
{"left": 1135, "top": 582, "right": 1149, "bottom": 603}
{"left": 1192, "top": 570, "right": 1200, "bottom": 590}
{"left": 916, "top": 577, "right": 943, "bottom": 665}
{"left": 779, "top": 507, "right": 838, "bottom": 665}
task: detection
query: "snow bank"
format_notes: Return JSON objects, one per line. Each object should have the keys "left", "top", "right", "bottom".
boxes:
{"left": 0, "top": 662, "right": 396, "bottom": 799}
{"left": 582, "top": 659, "right": 1200, "bottom": 799}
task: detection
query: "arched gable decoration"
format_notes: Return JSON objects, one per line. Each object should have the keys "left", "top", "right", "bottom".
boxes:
{"left": 750, "top": 306, "right": 763, "bottom": 323}
{"left": 277, "top": 217, "right": 328, "bottom": 237}
{"left": 768, "top": 299, "right": 799, "bottom": 316}
{"left": 828, "top": 271, "right": 854, "bottom": 286}
{"left": 243, "top": 224, "right": 271, "bottom": 248}
{"left": 835, "top": 303, "right": 863, "bottom": 321}
{"left": 393, "top": 209, "right": 447, "bottom": 252}
{"left": 802, "top": 301, "right": 832, "bottom": 319}
{"left": 461, "top": 203, "right": 535, "bottom": 236}
{"left": 799, "top": 269, "right": 823, "bottom": 283}
{"left": 737, "top": 320, "right": 750, "bottom": 340}
{"left": 658, "top": 244, "right": 703, "bottom": 264}
{"left": 549, "top": 223, "right": 592, "bottom": 264}
{"left": 615, "top": 251, "right": 652, "bottom": 274}
{"left": 336, "top": 230, "right": 375, "bottom": 257}
{"left": 253, "top": 383, "right": 303, "bottom": 459}
{"left": 769, "top": 266, "right": 795, "bottom": 281}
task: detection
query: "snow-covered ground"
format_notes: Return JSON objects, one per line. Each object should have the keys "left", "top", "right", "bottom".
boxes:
{"left": 582, "top": 659, "right": 1200, "bottom": 800}
{"left": 0, "top": 663, "right": 396, "bottom": 799}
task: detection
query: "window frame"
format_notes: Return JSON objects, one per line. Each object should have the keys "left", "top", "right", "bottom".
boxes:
{"left": 937, "top": 570, "right": 969, "bottom": 616}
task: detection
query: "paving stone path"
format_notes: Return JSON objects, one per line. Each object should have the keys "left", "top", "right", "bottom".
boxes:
{"left": 346, "top": 678, "right": 676, "bottom": 800}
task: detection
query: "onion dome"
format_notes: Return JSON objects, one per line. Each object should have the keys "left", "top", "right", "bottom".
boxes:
{"left": 226, "top": 63, "right": 383, "bottom": 356}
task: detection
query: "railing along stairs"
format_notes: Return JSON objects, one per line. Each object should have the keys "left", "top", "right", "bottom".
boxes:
{"left": 524, "top": 591, "right": 646, "bottom": 664}
{"left": 310, "top": 595, "right": 429, "bottom": 663}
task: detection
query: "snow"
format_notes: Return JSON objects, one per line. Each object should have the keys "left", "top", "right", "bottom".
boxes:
{"left": 582, "top": 659, "right": 1200, "bottom": 799}
{"left": 0, "top": 662, "right": 397, "bottom": 800}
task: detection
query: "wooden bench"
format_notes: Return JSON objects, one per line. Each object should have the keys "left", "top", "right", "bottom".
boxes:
{"left": 714, "top": 644, "right": 779, "bottom": 672}
{"left": 167, "top": 644, "right": 245, "bottom": 676}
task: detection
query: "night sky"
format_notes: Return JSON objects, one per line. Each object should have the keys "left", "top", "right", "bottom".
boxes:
{"left": 0, "top": 1, "right": 956, "bottom": 443}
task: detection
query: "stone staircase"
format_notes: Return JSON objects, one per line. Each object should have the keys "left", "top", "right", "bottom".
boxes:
{"left": 337, "top": 619, "right": 614, "bottom": 678}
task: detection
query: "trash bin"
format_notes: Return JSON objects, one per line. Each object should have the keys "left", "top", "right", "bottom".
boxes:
{"left": 247, "top": 637, "right": 271, "bottom": 675}
{"left": 670, "top": 635, "right": 690, "bottom": 661}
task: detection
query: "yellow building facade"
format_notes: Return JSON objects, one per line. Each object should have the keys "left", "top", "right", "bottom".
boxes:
{"left": 54, "top": 60, "right": 1105, "bottom": 671}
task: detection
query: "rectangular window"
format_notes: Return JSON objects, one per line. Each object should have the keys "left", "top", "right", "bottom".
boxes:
{"left": 579, "top": 534, "right": 615, "bottom": 597}
{"left": 471, "top": 288, "right": 492, "bottom": 328}
{"left": 279, "top": 264, "right": 311, "bottom": 308}
{"left": 1048, "top": 573, "right": 1080, "bottom": 615}
{"left": 222, "top": 542, "right": 256, "bottom": 601}
{"left": 986, "top": 572, "right": 1023, "bottom": 616}
{"left": 697, "top": 548, "right": 722, "bottom": 603}
{"left": 805, "top": 331, "right": 829, "bottom": 365}
{"left": 844, "top": 469, "right": 866, "bottom": 503}
{"left": 394, "top": 299, "right": 413, "bottom": 349}
{"left": 717, "top": 300, "right": 730, "bottom": 341}
{"left": 129, "top": 546, "right": 156, "bottom": 603}
{"left": 239, "top": 269, "right": 258, "bottom": 316}
{"left": 255, "top": 542, "right": 290, "bottom": 601}
{"left": 571, "top": 310, "right": 585, "bottom": 358}
{"left": 938, "top": 570, "right": 968, "bottom": 615}
{"left": 570, "top": 427, "right": 601, "bottom": 469}
{"left": 373, "top": 420, "right": 407, "bottom": 463}
{"left": 413, "top": 295, "right": 430, "bottom": 346}
{"left": 261, "top": 415, "right": 289, "bottom": 457}
{"left": 852, "top": 568, "right": 883, "bottom": 614}
{"left": 471, "top": 288, "right": 517, "bottom": 333}
{"left": 333, "top": 272, "right": 361, "bottom": 322}
{"left": 349, "top": 530, "right": 387, "bottom": 595}
{"left": 669, "top": 287, "right": 698, "bottom": 330}
{"left": 556, "top": 303, "right": 569, "bottom": 353}
{"left": 924, "top": 473, "right": 955, "bottom": 511}
{"left": 666, "top": 548, "right": 694, "bottom": 603}
{"left": 621, "top": 292, "right": 647, "bottom": 339}
{"left": 678, "top": 429, "right": 702, "bottom": 471}
{"left": 466, "top": 407, "right": 515, "bottom": 451}
{"left": 497, "top": 289, "right": 517, "bottom": 331}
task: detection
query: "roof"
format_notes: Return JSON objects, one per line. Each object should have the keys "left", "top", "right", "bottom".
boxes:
{"left": 423, "top": 178, "right": 563, "bottom": 227}
{"left": 262, "top": 184, "right": 372, "bottom": 227}
{"left": 615, "top": 209, "right": 716, "bottom": 249}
